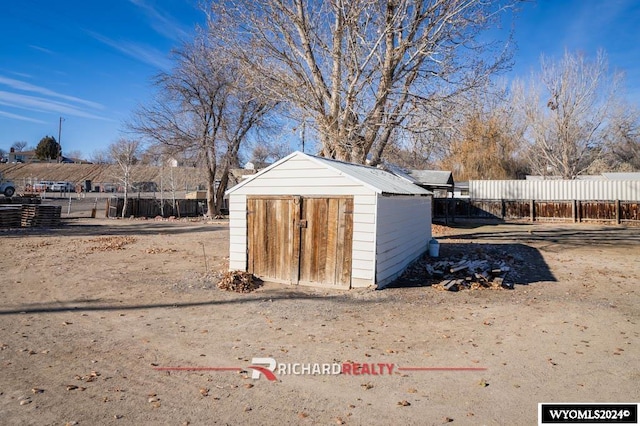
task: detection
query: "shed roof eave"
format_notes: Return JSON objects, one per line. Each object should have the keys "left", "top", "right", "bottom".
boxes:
{"left": 226, "top": 151, "right": 430, "bottom": 197}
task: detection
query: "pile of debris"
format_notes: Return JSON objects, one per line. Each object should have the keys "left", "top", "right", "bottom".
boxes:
{"left": 430, "top": 259, "right": 513, "bottom": 291}
{"left": 217, "top": 271, "right": 263, "bottom": 293}
{"left": 393, "top": 249, "right": 519, "bottom": 291}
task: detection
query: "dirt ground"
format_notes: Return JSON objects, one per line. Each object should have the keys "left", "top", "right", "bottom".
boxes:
{"left": 0, "top": 215, "right": 638, "bottom": 425}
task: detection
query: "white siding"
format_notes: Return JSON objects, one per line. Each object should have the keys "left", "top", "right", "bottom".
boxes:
{"left": 228, "top": 195, "right": 247, "bottom": 271}
{"left": 231, "top": 156, "right": 373, "bottom": 196}
{"left": 350, "top": 194, "right": 377, "bottom": 286}
{"left": 470, "top": 180, "right": 640, "bottom": 201}
{"left": 375, "top": 195, "right": 432, "bottom": 287}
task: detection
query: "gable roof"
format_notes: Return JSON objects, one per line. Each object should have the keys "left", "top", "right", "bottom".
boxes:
{"left": 226, "top": 151, "right": 431, "bottom": 196}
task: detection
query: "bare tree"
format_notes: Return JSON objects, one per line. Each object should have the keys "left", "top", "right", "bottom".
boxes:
{"left": 129, "top": 36, "right": 274, "bottom": 216}
{"left": 435, "top": 83, "right": 528, "bottom": 179}
{"left": 213, "top": 76, "right": 276, "bottom": 214}
{"left": 248, "top": 141, "right": 291, "bottom": 169}
{"left": 208, "top": 0, "right": 519, "bottom": 164}
{"left": 108, "top": 139, "right": 142, "bottom": 218}
{"left": 605, "top": 102, "right": 640, "bottom": 171}
{"left": 89, "top": 149, "right": 114, "bottom": 164}
{"left": 519, "top": 50, "right": 622, "bottom": 179}
{"left": 11, "top": 141, "right": 29, "bottom": 152}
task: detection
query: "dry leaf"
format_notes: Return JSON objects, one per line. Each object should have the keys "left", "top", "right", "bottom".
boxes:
{"left": 217, "top": 271, "right": 263, "bottom": 293}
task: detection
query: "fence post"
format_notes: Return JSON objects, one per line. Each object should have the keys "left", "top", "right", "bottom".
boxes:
{"left": 577, "top": 200, "right": 582, "bottom": 223}
{"left": 572, "top": 199, "right": 577, "bottom": 223}
{"left": 616, "top": 199, "right": 621, "bottom": 225}
{"left": 444, "top": 198, "right": 448, "bottom": 225}
{"left": 501, "top": 199, "right": 506, "bottom": 220}
{"left": 530, "top": 199, "right": 535, "bottom": 222}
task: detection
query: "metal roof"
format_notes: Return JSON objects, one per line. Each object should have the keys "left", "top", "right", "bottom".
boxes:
{"left": 602, "top": 172, "right": 640, "bottom": 181}
{"left": 407, "top": 170, "right": 454, "bottom": 187}
{"left": 310, "top": 154, "right": 430, "bottom": 195}
{"left": 226, "top": 151, "right": 431, "bottom": 196}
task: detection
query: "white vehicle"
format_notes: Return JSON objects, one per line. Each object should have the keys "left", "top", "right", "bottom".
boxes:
{"left": 50, "top": 181, "right": 75, "bottom": 192}
{"left": 33, "top": 181, "right": 54, "bottom": 191}
{"left": 0, "top": 174, "right": 16, "bottom": 197}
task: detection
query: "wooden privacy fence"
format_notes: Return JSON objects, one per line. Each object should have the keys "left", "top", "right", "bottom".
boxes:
{"left": 106, "top": 197, "right": 205, "bottom": 218}
{"left": 434, "top": 199, "right": 640, "bottom": 224}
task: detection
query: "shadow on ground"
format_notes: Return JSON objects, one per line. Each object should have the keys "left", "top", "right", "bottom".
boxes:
{"left": 0, "top": 291, "right": 379, "bottom": 316}
{"left": 440, "top": 226, "right": 640, "bottom": 246}
{"left": 0, "top": 220, "right": 226, "bottom": 238}
{"left": 387, "top": 242, "right": 556, "bottom": 289}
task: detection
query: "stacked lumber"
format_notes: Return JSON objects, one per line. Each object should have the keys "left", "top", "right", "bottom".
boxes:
{"left": 0, "top": 196, "right": 41, "bottom": 205}
{"left": 21, "top": 205, "right": 62, "bottom": 228}
{"left": 0, "top": 206, "right": 22, "bottom": 228}
{"left": 431, "top": 259, "right": 513, "bottom": 291}
{"left": 217, "top": 271, "right": 263, "bottom": 293}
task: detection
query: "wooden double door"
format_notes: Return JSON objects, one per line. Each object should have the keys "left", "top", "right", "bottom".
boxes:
{"left": 247, "top": 196, "right": 353, "bottom": 288}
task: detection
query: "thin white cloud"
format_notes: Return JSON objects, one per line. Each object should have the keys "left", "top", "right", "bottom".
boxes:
{"left": 128, "top": 0, "right": 192, "bottom": 42}
{"left": 0, "top": 91, "right": 113, "bottom": 121}
{"left": 12, "top": 72, "right": 33, "bottom": 79}
{"left": 0, "top": 75, "right": 104, "bottom": 110}
{"left": 29, "top": 45, "right": 54, "bottom": 55}
{"left": 87, "top": 31, "right": 172, "bottom": 70}
{"left": 0, "top": 110, "right": 47, "bottom": 124}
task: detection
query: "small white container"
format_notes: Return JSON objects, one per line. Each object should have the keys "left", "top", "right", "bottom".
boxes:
{"left": 428, "top": 238, "right": 440, "bottom": 258}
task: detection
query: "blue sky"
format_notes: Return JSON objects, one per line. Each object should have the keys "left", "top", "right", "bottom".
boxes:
{"left": 1, "top": 0, "right": 639, "bottom": 159}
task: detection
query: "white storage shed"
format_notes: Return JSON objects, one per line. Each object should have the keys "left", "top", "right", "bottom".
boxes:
{"left": 225, "top": 151, "right": 432, "bottom": 289}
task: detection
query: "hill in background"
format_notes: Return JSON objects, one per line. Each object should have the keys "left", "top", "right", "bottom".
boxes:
{"left": 0, "top": 163, "right": 251, "bottom": 192}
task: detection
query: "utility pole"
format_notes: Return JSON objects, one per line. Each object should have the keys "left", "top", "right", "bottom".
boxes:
{"left": 58, "top": 117, "right": 65, "bottom": 162}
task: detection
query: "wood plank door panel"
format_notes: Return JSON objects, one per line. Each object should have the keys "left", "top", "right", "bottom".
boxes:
{"left": 299, "top": 197, "right": 353, "bottom": 288}
{"left": 247, "top": 197, "right": 298, "bottom": 283}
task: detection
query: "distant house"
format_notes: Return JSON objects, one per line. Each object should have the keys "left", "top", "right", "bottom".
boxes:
{"left": 453, "top": 181, "right": 470, "bottom": 198}
{"left": 61, "top": 156, "right": 92, "bottom": 164}
{"left": 8, "top": 148, "right": 37, "bottom": 163}
{"left": 407, "top": 170, "right": 454, "bottom": 198}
